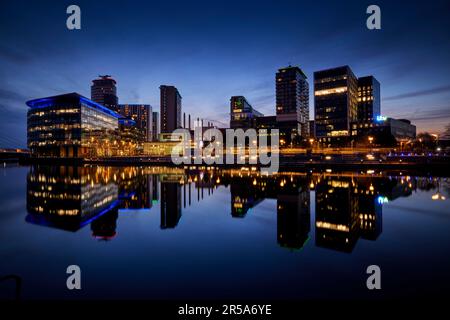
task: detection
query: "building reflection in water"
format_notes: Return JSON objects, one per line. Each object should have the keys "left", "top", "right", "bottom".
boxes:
{"left": 160, "top": 177, "right": 182, "bottom": 229}
{"left": 230, "top": 183, "right": 264, "bottom": 218}
{"left": 227, "top": 173, "right": 310, "bottom": 249}
{"left": 277, "top": 187, "right": 310, "bottom": 250}
{"left": 91, "top": 209, "right": 119, "bottom": 240}
{"left": 117, "top": 168, "right": 157, "bottom": 210}
{"left": 313, "top": 174, "right": 415, "bottom": 252}
{"left": 26, "top": 165, "right": 119, "bottom": 232}
{"left": 25, "top": 165, "right": 427, "bottom": 251}
{"left": 315, "top": 176, "right": 361, "bottom": 252}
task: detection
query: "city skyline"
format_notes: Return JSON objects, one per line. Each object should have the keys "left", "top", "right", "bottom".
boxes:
{"left": 2, "top": 0, "right": 450, "bottom": 309}
{"left": 1, "top": 0, "right": 450, "bottom": 148}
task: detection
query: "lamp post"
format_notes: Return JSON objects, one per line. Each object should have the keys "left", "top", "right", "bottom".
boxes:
{"left": 309, "top": 138, "right": 314, "bottom": 151}
{"left": 368, "top": 136, "right": 373, "bottom": 154}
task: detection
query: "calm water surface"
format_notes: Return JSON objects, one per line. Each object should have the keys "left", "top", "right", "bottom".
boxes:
{"left": 1, "top": 165, "right": 450, "bottom": 300}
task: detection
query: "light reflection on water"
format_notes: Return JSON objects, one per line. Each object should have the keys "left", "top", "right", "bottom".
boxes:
{"left": 0, "top": 165, "right": 450, "bottom": 300}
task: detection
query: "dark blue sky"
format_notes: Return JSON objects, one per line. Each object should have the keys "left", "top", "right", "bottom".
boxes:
{"left": 1, "top": 0, "right": 450, "bottom": 147}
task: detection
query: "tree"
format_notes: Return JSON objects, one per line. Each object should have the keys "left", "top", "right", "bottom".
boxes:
{"left": 441, "top": 123, "right": 450, "bottom": 141}
{"left": 415, "top": 132, "right": 438, "bottom": 151}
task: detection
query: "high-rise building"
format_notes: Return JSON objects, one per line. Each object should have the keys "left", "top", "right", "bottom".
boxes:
{"left": 152, "top": 111, "right": 160, "bottom": 141}
{"left": 118, "top": 104, "right": 153, "bottom": 141}
{"left": 160, "top": 85, "right": 181, "bottom": 133}
{"left": 276, "top": 66, "right": 309, "bottom": 144}
{"left": 230, "top": 96, "right": 263, "bottom": 129}
{"left": 309, "top": 120, "right": 315, "bottom": 138}
{"left": 91, "top": 75, "right": 118, "bottom": 112}
{"left": 314, "top": 66, "right": 358, "bottom": 146}
{"left": 357, "top": 76, "right": 380, "bottom": 123}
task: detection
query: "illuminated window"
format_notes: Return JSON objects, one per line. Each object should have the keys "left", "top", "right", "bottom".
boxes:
{"left": 315, "top": 87, "right": 347, "bottom": 96}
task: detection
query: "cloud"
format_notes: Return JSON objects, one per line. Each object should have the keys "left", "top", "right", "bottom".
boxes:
{"left": 383, "top": 85, "right": 450, "bottom": 101}
{"left": 129, "top": 89, "right": 140, "bottom": 102}
{"left": 390, "top": 105, "right": 450, "bottom": 122}
{"left": 0, "top": 88, "right": 28, "bottom": 103}
{"left": 0, "top": 89, "right": 29, "bottom": 124}
{"left": 247, "top": 79, "right": 273, "bottom": 93}
{"left": 250, "top": 94, "right": 275, "bottom": 115}
{"left": 0, "top": 106, "right": 26, "bottom": 147}
{"left": 251, "top": 93, "right": 274, "bottom": 104}
{"left": 0, "top": 45, "right": 31, "bottom": 64}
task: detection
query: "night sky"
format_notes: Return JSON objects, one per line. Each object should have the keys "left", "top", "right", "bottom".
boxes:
{"left": 1, "top": 0, "right": 450, "bottom": 147}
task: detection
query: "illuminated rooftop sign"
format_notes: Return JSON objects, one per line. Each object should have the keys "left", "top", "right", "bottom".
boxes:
{"left": 377, "top": 196, "right": 389, "bottom": 204}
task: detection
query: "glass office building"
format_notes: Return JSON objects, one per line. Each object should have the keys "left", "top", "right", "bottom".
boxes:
{"left": 230, "top": 96, "right": 263, "bottom": 129}
{"left": 357, "top": 76, "right": 380, "bottom": 123}
{"left": 27, "top": 92, "right": 120, "bottom": 158}
{"left": 314, "top": 66, "right": 358, "bottom": 146}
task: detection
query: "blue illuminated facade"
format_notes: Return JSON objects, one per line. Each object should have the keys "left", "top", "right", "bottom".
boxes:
{"left": 27, "top": 92, "right": 120, "bottom": 158}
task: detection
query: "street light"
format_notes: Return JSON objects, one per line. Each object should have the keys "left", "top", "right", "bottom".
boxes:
{"left": 368, "top": 136, "right": 374, "bottom": 153}
{"left": 308, "top": 138, "right": 315, "bottom": 152}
